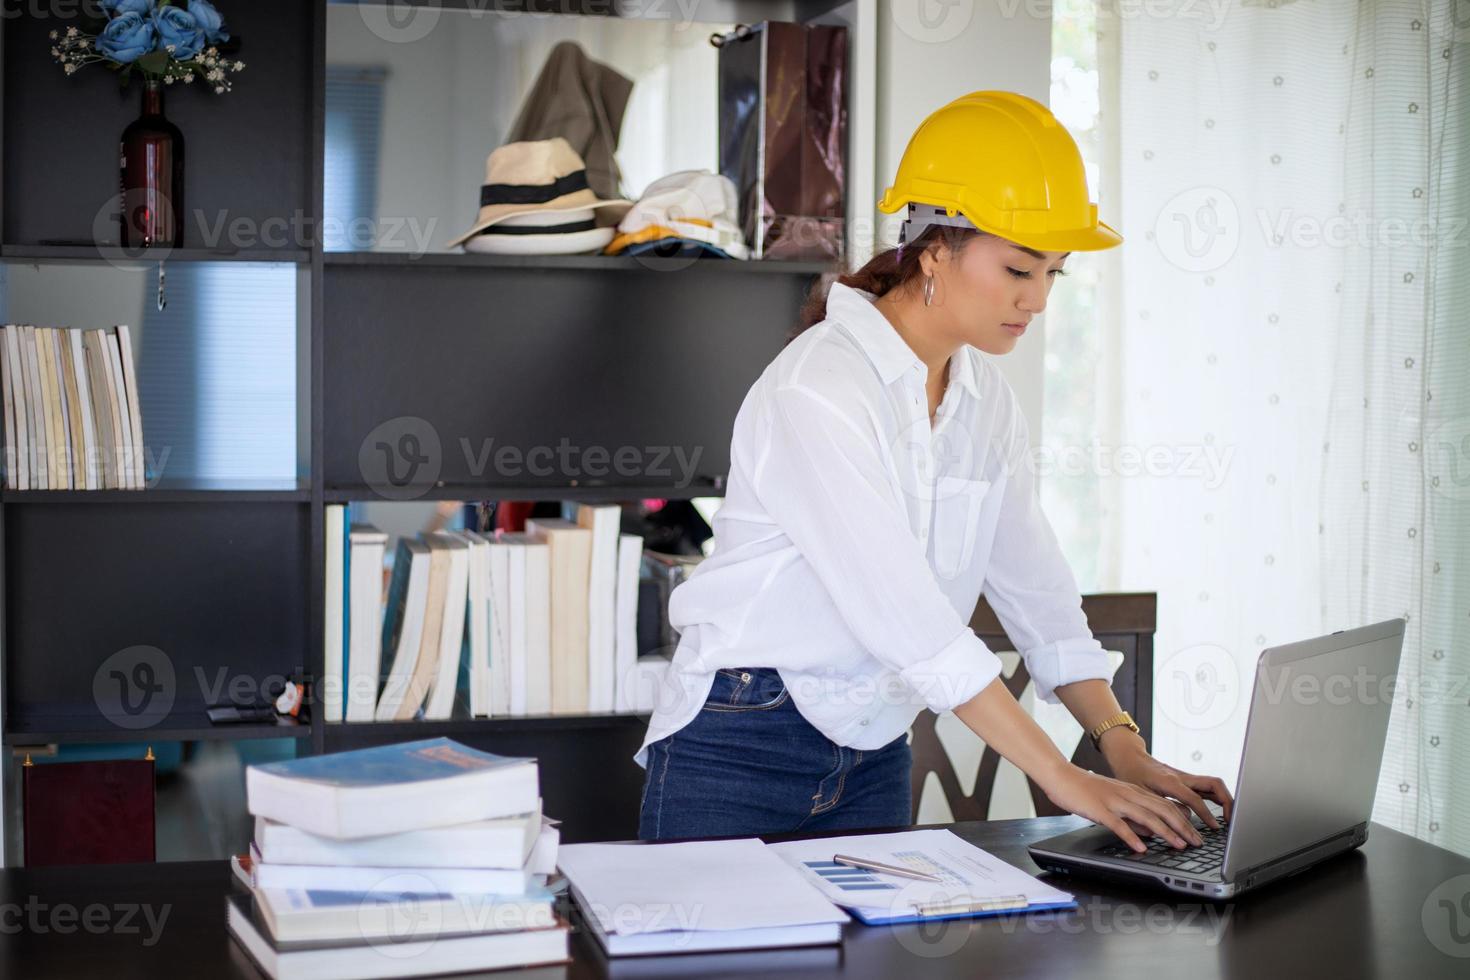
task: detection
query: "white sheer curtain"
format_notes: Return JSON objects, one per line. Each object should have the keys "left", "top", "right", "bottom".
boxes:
{"left": 1069, "top": 0, "right": 1469, "bottom": 857}
{"left": 1319, "top": 0, "right": 1470, "bottom": 857}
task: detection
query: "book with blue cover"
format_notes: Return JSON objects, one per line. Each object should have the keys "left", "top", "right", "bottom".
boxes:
{"left": 246, "top": 738, "right": 539, "bottom": 840}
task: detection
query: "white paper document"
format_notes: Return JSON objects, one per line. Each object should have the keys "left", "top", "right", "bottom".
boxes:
{"left": 767, "top": 829, "right": 1076, "bottom": 924}
{"left": 557, "top": 837, "right": 850, "bottom": 956}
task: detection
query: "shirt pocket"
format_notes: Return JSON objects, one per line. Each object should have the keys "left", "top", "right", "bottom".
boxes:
{"left": 932, "top": 478, "right": 991, "bottom": 580}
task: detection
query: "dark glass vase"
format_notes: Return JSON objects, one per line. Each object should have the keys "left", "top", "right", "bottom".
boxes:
{"left": 119, "top": 79, "right": 184, "bottom": 248}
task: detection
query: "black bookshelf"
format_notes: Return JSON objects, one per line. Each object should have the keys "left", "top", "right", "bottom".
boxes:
{"left": 322, "top": 250, "right": 833, "bottom": 275}
{"left": 0, "top": 0, "right": 845, "bottom": 849}
{"left": 0, "top": 478, "right": 312, "bottom": 503}
{"left": 323, "top": 481, "right": 725, "bottom": 503}
{"left": 0, "top": 245, "right": 311, "bottom": 264}
{"left": 5, "top": 713, "right": 310, "bottom": 747}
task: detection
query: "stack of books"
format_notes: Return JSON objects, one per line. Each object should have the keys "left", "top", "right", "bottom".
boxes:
{"left": 0, "top": 323, "right": 147, "bottom": 490}
{"left": 325, "top": 503, "right": 647, "bottom": 723}
{"left": 229, "top": 738, "right": 569, "bottom": 979}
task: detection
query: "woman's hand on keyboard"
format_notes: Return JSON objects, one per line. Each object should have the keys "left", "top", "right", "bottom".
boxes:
{"left": 1103, "top": 747, "right": 1235, "bottom": 831}
{"left": 1042, "top": 767, "right": 1205, "bottom": 853}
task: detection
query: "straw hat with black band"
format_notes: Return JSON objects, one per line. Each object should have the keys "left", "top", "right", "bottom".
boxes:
{"left": 447, "top": 137, "right": 631, "bottom": 254}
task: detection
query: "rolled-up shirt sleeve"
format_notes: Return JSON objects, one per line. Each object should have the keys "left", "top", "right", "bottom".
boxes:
{"left": 747, "top": 383, "right": 1004, "bottom": 714}
{"left": 982, "top": 399, "right": 1117, "bottom": 703}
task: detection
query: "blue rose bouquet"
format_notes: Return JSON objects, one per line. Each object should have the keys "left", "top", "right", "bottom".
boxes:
{"left": 51, "top": 0, "right": 243, "bottom": 93}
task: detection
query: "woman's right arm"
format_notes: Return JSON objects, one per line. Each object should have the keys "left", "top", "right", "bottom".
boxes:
{"left": 749, "top": 380, "right": 1199, "bottom": 851}
{"left": 950, "top": 677, "right": 1203, "bottom": 852}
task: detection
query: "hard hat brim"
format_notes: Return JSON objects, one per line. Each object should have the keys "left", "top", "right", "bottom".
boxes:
{"left": 996, "top": 218, "right": 1124, "bottom": 252}
{"left": 880, "top": 192, "right": 1123, "bottom": 252}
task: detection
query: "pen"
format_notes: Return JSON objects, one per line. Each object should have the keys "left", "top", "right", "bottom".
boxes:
{"left": 831, "top": 853, "right": 943, "bottom": 882}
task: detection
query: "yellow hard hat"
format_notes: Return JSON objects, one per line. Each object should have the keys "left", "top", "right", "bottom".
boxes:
{"left": 878, "top": 90, "right": 1121, "bottom": 252}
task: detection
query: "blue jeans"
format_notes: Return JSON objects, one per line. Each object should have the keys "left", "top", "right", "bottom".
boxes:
{"left": 638, "top": 667, "right": 913, "bottom": 841}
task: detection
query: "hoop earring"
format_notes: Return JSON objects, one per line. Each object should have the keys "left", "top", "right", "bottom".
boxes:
{"left": 923, "top": 274, "right": 935, "bottom": 307}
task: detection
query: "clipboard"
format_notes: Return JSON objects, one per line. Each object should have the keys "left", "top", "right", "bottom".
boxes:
{"left": 847, "top": 893, "right": 1078, "bottom": 926}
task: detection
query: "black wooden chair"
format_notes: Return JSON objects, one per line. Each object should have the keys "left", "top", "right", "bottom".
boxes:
{"left": 909, "top": 592, "right": 1156, "bottom": 822}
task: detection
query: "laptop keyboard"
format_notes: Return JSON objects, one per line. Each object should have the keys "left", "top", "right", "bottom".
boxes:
{"left": 1096, "top": 814, "right": 1230, "bottom": 875}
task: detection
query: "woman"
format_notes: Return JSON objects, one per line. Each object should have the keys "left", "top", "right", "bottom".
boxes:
{"left": 635, "top": 91, "right": 1233, "bottom": 854}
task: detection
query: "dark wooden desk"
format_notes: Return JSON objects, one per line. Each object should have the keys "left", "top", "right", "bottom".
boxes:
{"left": 3, "top": 816, "right": 1468, "bottom": 979}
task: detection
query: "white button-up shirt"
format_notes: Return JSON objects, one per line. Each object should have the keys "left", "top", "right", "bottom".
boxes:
{"left": 635, "top": 281, "right": 1115, "bottom": 768}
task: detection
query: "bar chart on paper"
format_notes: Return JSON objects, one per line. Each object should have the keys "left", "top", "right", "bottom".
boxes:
{"left": 802, "top": 861, "right": 901, "bottom": 893}
{"left": 801, "top": 850, "right": 961, "bottom": 893}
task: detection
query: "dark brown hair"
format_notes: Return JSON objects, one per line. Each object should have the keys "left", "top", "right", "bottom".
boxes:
{"left": 788, "top": 224, "right": 985, "bottom": 344}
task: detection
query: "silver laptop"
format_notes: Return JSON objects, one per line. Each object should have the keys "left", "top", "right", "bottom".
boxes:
{"left": 1028, "top": 618, "right": 1405, "bottom": 899}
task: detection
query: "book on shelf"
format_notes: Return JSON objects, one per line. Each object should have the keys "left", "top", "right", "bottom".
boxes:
{"left": 12, "top": 327, "right": 28, "bottom": 486}
{"left": 7, "top": 327, "right": 30, "bottom": 489}
{"left": 20, "top": 326, "right": 44, "bottom": 488}
{"left": 374, "top": 536, "right": 430, "bottom": 722}
{"left": 524, "top": 517, "right": 592, "bottom": 715}
{"left": 343, "top": 523, "right": 388, "bottom": 723}
{"left": 497, "top": 531, "right": 550, "bottom": 716}
{"left": 34, "top": 326, "right": 59, "bottom": 486}
{"left": 31, "top": 326, "right": 54, "bottom": 487}
{"left": 45, "top": 328, "right": 74, "bottom": 488}
{"left": 484, "top": 533, "right": 514, "bottom": 717}
{"left": 614, "top": 532, "right": 643, "bottom": 713}
{"left": 423, "top": 530, "right": 470, "bottom": 720}
{"left": 398, "top": 532, "right": 451, "bottom": 721}
{"left": 115, "top": 325, "right": 146, "bottom": 487}
{"left": 101, "top": 326, "right": 128, "bottom": 487}
{"left": 81, "top": 329, "right": 114, "bottom": 488}
{"left": 54, "top": 329, "right": 78, "bottom": 487}
{"left": 92, "top": 328, "right": 130, "bottom": 487}
{"left": 577, "top": 504, "right": 621, "bottom": 713}
{"left": 34, "top": 327, "right": 53, "bottom": 487}
{"left": 324, "top": 505, "right": 649, "bottom": 725}
{"left": 103, "top": 328, "right": 135, "bottom": 488}
{"left": 642, "top": 548, "right": 704, "bottom": 658}
{"left": 234, "top": 739, "right": 567, "bottom": 979}
{"left": 53, "top": 329, "right": 77, "bottom": 488}
{"left": 67, "top": 329, "right": 99, "bottom": 489}
{"left": 0, "top": 323, "right": 147, "bottom": 490}
{"left": 0, "top": 327, "right": 19, "bottom": 490}
{"left": 0, "top": 334, "right": 11, "bottom": 489}
{"left": 322, "top": 505, "right": 347, "bottom": 723}
{"left": 455, "top": 529, "right": 492, "bottom": 719}
{"left": 506, "top": 535, "right": 529, "bottom": 715}
{"left": 59, "top": 328, "right": 80, "bottom": 485}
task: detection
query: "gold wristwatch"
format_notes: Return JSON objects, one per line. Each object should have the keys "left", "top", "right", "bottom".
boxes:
{"left": 1087, "top": 711, "right": 1140, "bottom": 751}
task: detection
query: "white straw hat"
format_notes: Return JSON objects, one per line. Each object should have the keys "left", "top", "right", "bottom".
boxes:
{"left": 463, "top": 208, "right": 615, "bottom": 256}
{"left": 447, "top": 137, "right": 631, "bottom": 250}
